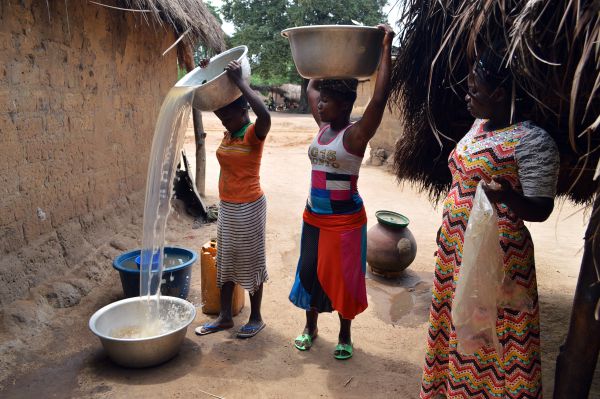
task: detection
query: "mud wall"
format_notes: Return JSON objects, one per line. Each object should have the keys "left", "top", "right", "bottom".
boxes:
{"left": 0, "top": 0, "right": 177, "bottom": 305}
{"left": 352, "top": 74, "right": 403, "bottom": 166}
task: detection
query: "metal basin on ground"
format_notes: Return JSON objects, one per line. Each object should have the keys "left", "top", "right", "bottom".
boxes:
{"left": 281, "top": 25, "right": 384, "bottom": 79}
{"left": 175, "top": 45, "right": 250, "bottom": 111}
{"left": 89, "top": 296, "right": 196, "bottom": 368}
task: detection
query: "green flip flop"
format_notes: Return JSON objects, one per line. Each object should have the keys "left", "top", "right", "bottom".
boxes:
{"left": 294, "top": 333, "right": 317, "bottom": 351}
{"left": 334, "top": 342, "right": 353, "bottom": 360}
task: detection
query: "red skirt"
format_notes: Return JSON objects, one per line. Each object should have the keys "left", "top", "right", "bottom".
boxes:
{"left": 289, "top": 208, "right": 368, "bottom": 319}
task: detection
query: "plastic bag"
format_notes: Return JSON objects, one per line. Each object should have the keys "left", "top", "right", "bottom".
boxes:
{"left": 452, "top": 182, "right": 503, "bottom": 355}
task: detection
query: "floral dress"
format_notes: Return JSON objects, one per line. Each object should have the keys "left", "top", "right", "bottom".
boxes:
{"left": 420, "top": 119, "right": 559, "bottom": 398}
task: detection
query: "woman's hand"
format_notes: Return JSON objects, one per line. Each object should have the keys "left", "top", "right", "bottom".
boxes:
{"left": 344, "top": 24, "right": 394, "bottom": 155}
{"left": 199, "top": 58, "right": 209, "bottom": 68}
{"left": 482, "top": 177, "right": 513, "bottom": 204}
{"left": 224, "top": 60, "right": 271, "bottom": 139}
{"left": 376, "top": 24, "right": 395, "bottom": 48}
{"left": 482, "top": 176, "right": 554, "bottom": 222}
{"left": 225, "top": 60, "right": 243, "bottom": 84}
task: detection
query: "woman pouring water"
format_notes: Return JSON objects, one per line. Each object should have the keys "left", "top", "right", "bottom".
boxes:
{"left": 195, "top": 60, "right": 271, "bottom": 339}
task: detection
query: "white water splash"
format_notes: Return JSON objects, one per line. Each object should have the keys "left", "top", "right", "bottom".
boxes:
{"left": 139, "top": 87, "right": 195, "bottom": 311}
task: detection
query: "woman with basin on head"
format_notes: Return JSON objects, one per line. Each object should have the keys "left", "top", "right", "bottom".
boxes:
{"left": 288, "top": 24, "right": 394, "bottom": 360}
{"left": 420, "top": 45, "right": 559, "bottom": 398}
{"left": 195, "top": 60, "right": 271, "bottom": 339}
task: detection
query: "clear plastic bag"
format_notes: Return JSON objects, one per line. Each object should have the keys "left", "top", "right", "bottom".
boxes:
{"left": 452, "top": 182, "right": 503, "bottom": 354}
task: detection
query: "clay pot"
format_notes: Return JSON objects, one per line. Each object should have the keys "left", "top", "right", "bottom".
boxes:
{"left": 367, "top": 211, "right": 417, "bottom": 278}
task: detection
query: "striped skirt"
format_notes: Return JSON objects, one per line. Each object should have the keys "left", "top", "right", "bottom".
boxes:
{"left": 216, "top": 195, "right": 268, "bottom": 294}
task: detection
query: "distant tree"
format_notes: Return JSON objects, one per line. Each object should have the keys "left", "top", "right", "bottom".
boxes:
{"left": 221, "top": 0, "right": 297, "bottom": 83}
{"left": 287, "top": 0, "right": 386, "bottom": 27}
{"left": 221, "top": 0, "right": 386, "bottom": 110}
{"left": 205, "top": 1, "right": 223, "bottom": 25}
{"left": 193, "top": 2, "right": 226, "bottom": 66}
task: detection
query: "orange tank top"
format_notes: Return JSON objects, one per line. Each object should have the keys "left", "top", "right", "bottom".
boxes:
{"left": 216, "top": 123, "right": 265, "bottom": 203}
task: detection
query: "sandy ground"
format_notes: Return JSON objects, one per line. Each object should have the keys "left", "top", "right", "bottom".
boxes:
{"left": 1, "top": 112, "right": 598, "bottom": 398}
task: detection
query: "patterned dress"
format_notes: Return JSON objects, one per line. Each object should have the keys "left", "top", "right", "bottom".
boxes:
{"left": 421, "top": 119, "right": 559, "bottom": 398}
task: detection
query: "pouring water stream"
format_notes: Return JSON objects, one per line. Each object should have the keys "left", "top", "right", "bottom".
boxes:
{"left": 138, "top": 86, "right": 196, "bottom": 324}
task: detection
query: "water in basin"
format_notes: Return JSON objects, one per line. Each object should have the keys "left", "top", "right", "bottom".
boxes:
{"left": 119, "top": 252, "right": 193, "bottom": 271}
{"left": 105, "top": 298, "right": 195, "bottom": 339}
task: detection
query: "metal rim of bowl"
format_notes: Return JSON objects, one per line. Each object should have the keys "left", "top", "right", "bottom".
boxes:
{"left": 112, "top": 247, "right": 198, "bottom": 274}
{"left": 375, "top": 210, "right": 410, "bottom": 228}
{"left": 175, "top": 45, "right": 248, "bottom": 88}
{"left": 88, "top": 295, "right": 197, "bottom": 341}
{"left": 281, "top": 24, "right": 382, "bottom": 38}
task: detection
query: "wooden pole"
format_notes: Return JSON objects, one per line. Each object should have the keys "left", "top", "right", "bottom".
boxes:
{"left": 193, "top": 110, "right": 206, "bottom": 196}
{"left": 177, "top": 43, "right": 206, "bottom": 197}
{"left": 554, "top": 185, "right": 600, "bottom": 399}
{"left": 299, "top": 78, "right": 309, "bottom": 113}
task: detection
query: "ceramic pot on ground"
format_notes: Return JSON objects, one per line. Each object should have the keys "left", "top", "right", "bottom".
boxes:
{"left": 367, "top": 211, "right": 417, "bottom": 278}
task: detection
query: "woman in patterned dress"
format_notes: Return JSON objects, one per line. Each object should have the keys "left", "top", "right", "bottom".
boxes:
{"left": 420, "top": 48, "right": 560, "bottom": 398}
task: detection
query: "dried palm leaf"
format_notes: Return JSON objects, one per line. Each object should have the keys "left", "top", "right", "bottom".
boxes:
{"left": 390, "top": 0, "right": 600, "bottom": 203}
{"left": 116, "top": 0, "right": 226, "bottom": 53}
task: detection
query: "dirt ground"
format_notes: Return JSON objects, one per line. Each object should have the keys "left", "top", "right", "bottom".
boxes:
{"left": 1, "top": 112, "right": 598, "bottom": 398}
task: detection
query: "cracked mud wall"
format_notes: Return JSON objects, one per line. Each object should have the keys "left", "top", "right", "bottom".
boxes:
{"left": 0, "top": 0, "right": 177, "bottom": 307}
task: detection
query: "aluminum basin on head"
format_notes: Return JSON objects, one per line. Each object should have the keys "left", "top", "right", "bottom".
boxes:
{"left": 89, "top": 296, "right": 196, "bottom": 368}
{"left": 175, "top": 45, "right": 251, "bottom": 111}
{"left": 281, "top": 25, "right": 384, "bottom": 79}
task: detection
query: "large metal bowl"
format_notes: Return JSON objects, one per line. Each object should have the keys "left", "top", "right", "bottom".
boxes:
{"left": 281, "top": 25, "right": 384, "bottom": 79}
{"left": 89, "top": 296, "right": 196, "bottom": 368}
{"left": 175, "top": 45, "right": 250, "bottom": 111}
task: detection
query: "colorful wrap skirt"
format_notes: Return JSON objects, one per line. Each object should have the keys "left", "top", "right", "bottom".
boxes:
{"left": 289, "top": 207, "right": 368, "bottom": 319}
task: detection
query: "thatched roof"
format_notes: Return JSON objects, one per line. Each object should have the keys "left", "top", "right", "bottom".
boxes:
{"left": 120, "top": 0, "right": 225, "bottom": 52}
{"left": 252, "top": 84, "right": 301, "bottom": 102}
{"left": 390, "top": 0, "right": 600, "bottom": 204}
{"left": 280, "top": 84, "right": 301, "bottom": 102}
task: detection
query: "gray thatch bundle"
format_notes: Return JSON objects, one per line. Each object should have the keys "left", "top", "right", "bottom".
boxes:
{"left": 251, "top": 84, "right": 301, "bottom": 102}
{"left": 121, "top": 0, "right": 225, "bottom": 52}
{"left": 390, "top": 0, "right": 600, "bottom": 203}
{"left": 280, "top": 83, "right": 301, "bottom": 102}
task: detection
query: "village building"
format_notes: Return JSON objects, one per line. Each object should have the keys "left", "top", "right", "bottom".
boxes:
{"left": 0, "top": 0, "right": 223, "bottom": 379}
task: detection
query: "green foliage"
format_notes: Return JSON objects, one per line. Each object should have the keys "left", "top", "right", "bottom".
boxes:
{"left": 177, "top": 64, "right": 187, "bottom": 80}
{"left": 193, "top": 1, "right": 227, "bottom": 66}
{"left": 205, "top": 2, "right": 223, "bottom": 25}
{"left": 250, "top": 74, "right": 290, "bottom": 87}
{"left": 221, "top": 0, "right": 386, "bottom": 86}
{"left": 289, "top": 0, "right": 387, "bottom": 26}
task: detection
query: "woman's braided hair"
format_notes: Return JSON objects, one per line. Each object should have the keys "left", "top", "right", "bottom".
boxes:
{"left": 319, "top": 79, "right": 359, "bottom": 104}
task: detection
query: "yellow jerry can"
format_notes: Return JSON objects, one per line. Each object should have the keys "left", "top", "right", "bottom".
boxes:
{"left": 200, "top": 239, "right": 245, "bottom": 315}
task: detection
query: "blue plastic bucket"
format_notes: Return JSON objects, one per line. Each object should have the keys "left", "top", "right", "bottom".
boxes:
{"left": 112, "top": 247, "right": 198, "bottom": 299}
{"left": 134, "top": 252, "right": 161, "bottom": 272}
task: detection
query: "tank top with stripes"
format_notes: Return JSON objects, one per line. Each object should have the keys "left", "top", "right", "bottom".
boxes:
{"left": 306, "top": 123, "right": 364, "bottom": 215}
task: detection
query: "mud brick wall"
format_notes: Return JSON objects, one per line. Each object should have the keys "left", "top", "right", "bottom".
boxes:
{"left": 352, "top": 73, "right": 403, "bottom": 165}
{"left": 0, "top": 1, "right": 177, "bottom": 303}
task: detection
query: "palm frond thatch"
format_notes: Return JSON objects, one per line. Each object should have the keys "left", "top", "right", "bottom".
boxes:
{"left": 390, "top": 0, "right": 600, "bottom": 204}
{"left": 122, "top": 0, "right": 226, "bottom": 52}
